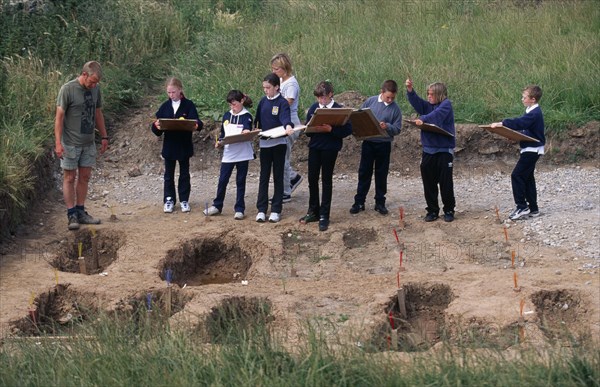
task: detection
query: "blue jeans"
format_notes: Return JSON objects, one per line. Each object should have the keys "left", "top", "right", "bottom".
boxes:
{"left": 212, "top": 160, "right": 249, "bottom": 213}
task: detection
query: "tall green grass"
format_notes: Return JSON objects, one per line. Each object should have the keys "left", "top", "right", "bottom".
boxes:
{"left": 0, "top": 0, "right": 210, "bottom": 236}
{"left": 1, "top": 311, "right": 598, "bottom": 386}
{"left": 177, "top": 0, "right": 599, "bottom": 129}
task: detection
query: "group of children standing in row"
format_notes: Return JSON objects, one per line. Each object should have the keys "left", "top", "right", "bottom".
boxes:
{"left": 151, "top": 54, "right": 546, "bottom": 231}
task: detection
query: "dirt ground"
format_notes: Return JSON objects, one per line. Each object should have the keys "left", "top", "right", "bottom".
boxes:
{"left": 1, "top": 92, "right": 598, "bottom": 351}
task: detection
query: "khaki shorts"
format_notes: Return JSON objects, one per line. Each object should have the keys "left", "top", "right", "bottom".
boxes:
{"left": 60, "top": 143, "right": 97, "bottom": 170}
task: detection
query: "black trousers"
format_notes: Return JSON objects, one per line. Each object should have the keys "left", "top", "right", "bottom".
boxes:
{"left": 307, "top": 148, "right": 339, "bottom": 219}
{"left": 257, "top": 144, "right": 287, "bottom": 214}
{"left": 164, "top": 158, "right": 190, "bottom": 204}
{"left": 511, "top": 152, "right": 540, "bottom": 211}
{"left": 354, "top": 141, "right": 391, "bottom": 205}
{"left": 420, "top": 152, "right": 455, "bottom": 215}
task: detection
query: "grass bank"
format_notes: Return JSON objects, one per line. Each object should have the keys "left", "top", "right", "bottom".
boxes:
{"left": 0, "top": 309, "right": 598, "bottom": 386}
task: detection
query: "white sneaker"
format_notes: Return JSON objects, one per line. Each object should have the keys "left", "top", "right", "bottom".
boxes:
{"left": 509, "top": 207, "right": 530, "bottom": 220}
{"left": 203, "top": 205, "right": 221, "bottom": 216}
{"left": 180, "top": 201, "right": 191, "bottom": 213}
{"left": 268, "top": 212, "right": 280, "bottom": 223}
{"left": 256, "top": 212, "right": 266, "bottom": 222}
{"left": 234, "top": 212, "right": 245, "bottom": 220}
{"left": 164, "top": 198, "right": 174, "bottom": 213}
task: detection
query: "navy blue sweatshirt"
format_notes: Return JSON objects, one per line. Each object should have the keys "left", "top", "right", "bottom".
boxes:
{"left": 255, "top": 94, "right": 294, "bottom": 148}
{"left": 151, "top": 97, "right": 202, "bottom": 160}
{"left": 305, "top": 102, "right": 353, "bottom": 151}
{"left": 407, "top": 90, "right": 455, "bottom": 149}
{"left": 502, "top": 106, "right": 545, "bottom": 149}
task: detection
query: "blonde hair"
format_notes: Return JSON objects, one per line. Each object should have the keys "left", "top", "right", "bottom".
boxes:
{"left": 427, "top": 82, "right": 448, "bottom": 103}
{"left": 270, "top": 53, "right": 293, "bottom": 76}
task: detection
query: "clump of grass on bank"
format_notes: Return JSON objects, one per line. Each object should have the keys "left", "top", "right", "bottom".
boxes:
{"left": 0, "top": 311, "right": 598, "bottom": 386}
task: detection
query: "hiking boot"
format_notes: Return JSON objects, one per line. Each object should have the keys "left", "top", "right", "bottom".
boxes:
{"left": 203, "top": 205, "right": 221, "bottom": 216}
{"left": 299, "top": 213, "right": 319, "bottom": 224}
{"left": 68, "top": 214, "right": 80, "bottom": 230}
{"left": 443, "top": 211, "right": 455, "bottom": 222}
{"left": 349, "top": 203, "right": 365, "bottom": 214}
{"left": 164, "top": 198, "right": 174, "bottom": 213}
{"left": 290, "top": 174, "right": 303, "bottom": 193}
{"left": 509, "top": 207, "right": 530, "bottom": 220}
{"left": 78, "top": 210, "right": 101, "bottom": 224}
{"left": 256, "top": 212, "right": 266, "bottom": 223}
{"left": 268, "top": 212, "right": 280, "bottom": 223}
{"left": 180, "top": 201, "right": 191, "bottom": 213}
{"left": 374, "top": 203, "right": 389, "bottom": 215}
{"left": 234, "top": 212, "right": 245, "bottom": 220}
{"left": 424, "top": 213, "right": 439, "bottom": 222}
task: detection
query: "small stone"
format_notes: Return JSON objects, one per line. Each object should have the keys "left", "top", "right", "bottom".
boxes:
{"left": 555, "top": 270, "right": 562, "bottom": 275}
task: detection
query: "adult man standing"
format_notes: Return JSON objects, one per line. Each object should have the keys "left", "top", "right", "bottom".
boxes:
{"left": 54, "top": 61, "right": 108, "bottom": 230}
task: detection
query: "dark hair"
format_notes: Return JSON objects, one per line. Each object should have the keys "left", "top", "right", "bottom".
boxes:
{"left": 227, "top": 89, "right": 253, "bottom": 108}
{"left": 381, "top": 80, "right": 398, "bottom": 93}
{"left": 313, "top": 81, "right": 334, "bottom": 97}
{"left": 263, "top": 73, "right": 280, "bottom": 87}
{"left": 523, "top": 85, "right": 542, "bottom": 102}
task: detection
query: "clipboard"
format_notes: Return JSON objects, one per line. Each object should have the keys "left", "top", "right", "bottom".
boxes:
{"left": 258, "top": 125, "right": 307, "bottom": 139}
{"left": 404, "top": 119, "right": 454, "bottom": 137}
{"left": 305, "top": 108, "right": 353, "bottom": 133}
{"left": 479, "top": 125, "right": 540, "bottom": 142}
{"left": 349, "top": 108, "right": 387, "bottom": 140}
{"left": 158, "top": 118, "right": 197, "bottom": 132}
{"left": 221, "top": 130, "right": 260, "bottom": 145}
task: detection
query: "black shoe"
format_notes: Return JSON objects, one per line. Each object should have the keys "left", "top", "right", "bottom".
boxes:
{"left": 68, "top": 214, "right": 80, "bottom": 230}
{"left": 443, "top": 211, "right": 455, "bottom": 222}
{"left": 290, "top": 174, "right": 303, "bottom": 193}
{"left": 374, "top": 203, "right": 389, "bottom": 215}
{"left": 319, "top": 217, "right": 329, "bottom": 231}
{"left": 299, "top": 213, "right": 319, "bottom": 224}
{"left": 349, "top": 203, "right": 365, "bottom": 214}
{"left": 424, "top": 213, "right": 439, "bottom": 222}
{"left": 270, "top": 195, "right": 292, "bottom": 204}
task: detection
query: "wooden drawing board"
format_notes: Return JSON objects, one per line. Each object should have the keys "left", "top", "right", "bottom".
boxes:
{"left": 221, "top": 130, "right": 260, "bottom": 145}
{"left": 404, "top": 119, "right": 454, "bottom": 137}
{"left": 305, "top": 108, "right": 353, "bottom": 133}
{"left": 349, "top": 109, "right": 387, "bottom": 140}
{"left": 159, "top": 119, "right": 197, "bottom": 132}
{"left": 479, "top": 125, "right": 540, "bottom": 142}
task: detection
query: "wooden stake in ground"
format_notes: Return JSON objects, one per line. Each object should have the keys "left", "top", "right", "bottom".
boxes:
{"left": 518, "top": 298, "right": 526, "bottom": 341}
{"left": 511, "top": 250, "right": 516, "bottom": 269}
{"left": 78, "top": 242, "right": 87, "bottom": 275}
{"left": 513, "top": 272, "right": 521, "bottom": 292}
{"left": 503, "top": 226, "right": 509, "bottom": 243}
{"left": 495, "top": 205, "right": 501, "bottom": 224}
{"left": 399, "top": 207, "right": 405, "bottom": 229}
{"left": 397, "top": 287, "right": 407, "bottom": 319}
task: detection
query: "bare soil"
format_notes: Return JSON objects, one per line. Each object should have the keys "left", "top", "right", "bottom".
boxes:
{"left": 1, "top": 92, "right": 598, "bottom": 351}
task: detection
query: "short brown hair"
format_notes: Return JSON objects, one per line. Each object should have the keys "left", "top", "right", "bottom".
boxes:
{"left": 381, "top": 80, "right": 398, "bottom": 94}
{"left": 523, "top": 85, "right": 542, "bottom": 102}
{"left": 313, "top": 81, "right": 334, "bottom": 97}
{"left": 82, "top": 61, "right": 102, "bottom": 79}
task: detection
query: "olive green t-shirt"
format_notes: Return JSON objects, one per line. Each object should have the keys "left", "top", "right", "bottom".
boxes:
{"left": 56, "top": 78, "right": 103, "bottom": 146}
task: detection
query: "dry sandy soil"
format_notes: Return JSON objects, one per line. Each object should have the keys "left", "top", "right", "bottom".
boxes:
{"left": 1, "top": 92, "right": 598, "bottom": 352}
